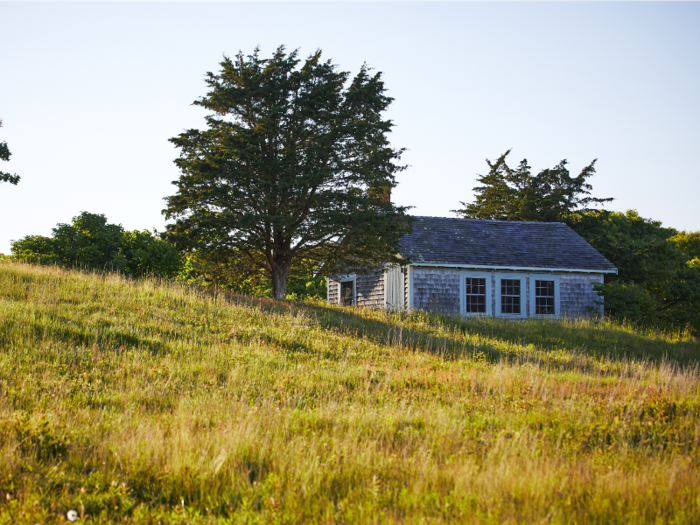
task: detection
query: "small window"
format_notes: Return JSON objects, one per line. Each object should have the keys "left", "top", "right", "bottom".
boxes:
{"left": 465, "top": 278, "right": 486, "bottom": 313}
{"left": 340, "top": 280, "right": 354, "bottom": 306}
{"left": 530, "top": 274, "right": 560, "bottom": 317}
{"left": 500, "top": 279, "right": 521, "bottom": 314}
{"left": 460, "top": 271, "right": 492, "bottom": 316}
{"left": 535, "top": 280, "right": 555, "bottom": 314}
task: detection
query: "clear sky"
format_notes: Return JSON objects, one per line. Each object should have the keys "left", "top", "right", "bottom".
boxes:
{"left": 1, "top": 2, "right": 699, "bottom": 254}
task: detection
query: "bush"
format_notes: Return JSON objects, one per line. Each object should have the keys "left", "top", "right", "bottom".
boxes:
{"left": 11, "top": 212, "right": 182, "bottom": 278}
{"left": 594, "top": 281, "right": 659, "bottom": 327}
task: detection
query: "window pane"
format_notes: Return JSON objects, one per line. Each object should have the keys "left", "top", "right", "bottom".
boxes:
{"left": 535, "top": 279, "right": 555, "bottom": 315}
{"left": 465, "top": 278, "right": 486, "bottom": 313}
{"left": 500, "top": 279, "right": 520, "bottom": 314}
{"left": 341, "top": 281, "right": 353, "bottom": 306}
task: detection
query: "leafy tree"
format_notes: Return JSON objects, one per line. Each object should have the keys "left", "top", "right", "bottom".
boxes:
{"left": 569, "top": 210, "right": 700, "bottom": 334}
{"left": 121, "top": 229, "right": 183, "bottom": 278}
{"left": 164, "top": 47, "right": 413, "bottom": 300}
{"left": 11, "top": 212, "right": 182, "bottom": 277}
{"left": 671, "top": 231, "right": 700, "bottom": 261}
{"left": 0, "top": 119, "right": 20, "bottom": 186}
{"left": 178, "top": 249, "right": 327, "bottom": 299}
{"left": 453, "top": 150, "right": 612, "bottom": 222}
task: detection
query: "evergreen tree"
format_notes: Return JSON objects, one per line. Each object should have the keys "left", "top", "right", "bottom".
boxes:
{"left": 164, "top": 47, "right": 413, "bottom": 299}
{"left": 454, "top": 150, "right": 611, "bottom": 222}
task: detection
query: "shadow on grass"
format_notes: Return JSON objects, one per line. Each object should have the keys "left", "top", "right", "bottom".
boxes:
{"left": 210, "top": 289, "right": 700, "bottom": 370}
{"left": 24, "top": 316, "right": 170, "bottom": 356}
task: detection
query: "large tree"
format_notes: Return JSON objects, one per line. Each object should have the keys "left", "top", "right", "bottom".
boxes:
{"left": 164, "top": 47, "right": 413, "bottom": 299}
{"left": 0, "top": 119, "right": 20, "bottom": 186}
{"left": 453, "top": 150, "right": 612, "bottom": 222}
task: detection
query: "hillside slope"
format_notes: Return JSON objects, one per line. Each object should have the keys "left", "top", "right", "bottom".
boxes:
{"left": 1, "top": 261, "right": 699, "bottom": 524}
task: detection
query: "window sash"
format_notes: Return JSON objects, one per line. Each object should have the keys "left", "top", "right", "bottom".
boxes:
{"left": 495, "top": 274, "right": 525, "bottom": 317}
{"left": 535, "top": 280, "right": 555, "bottom": 314}
{"left": 500, "top": 279, "right": 521, "bottom": 314}
{"left": 529, "top": 274, "right": 560, "bottom": 317}
{"left": 460, "top": 270, "right": 492, "bottom": 316}
{"left": 465, "top": 277, "right": 486, "bottom": 313}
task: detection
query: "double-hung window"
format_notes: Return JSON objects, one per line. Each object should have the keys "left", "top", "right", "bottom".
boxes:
{"left": 529, "top": 274, "right": 560, "bottom": 316}
{"left": 496, "top": 273, "right": 526, "bottom": 318}
{"left": 459, "top": 271, "right": 560, "bottom": 318}
{"left": 459, "top": 270, "right": 492, "bottom": 316}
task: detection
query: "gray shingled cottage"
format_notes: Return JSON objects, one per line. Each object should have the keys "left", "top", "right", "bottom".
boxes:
{"left": 328, "top": 217, "right": 617, "bottom": 318}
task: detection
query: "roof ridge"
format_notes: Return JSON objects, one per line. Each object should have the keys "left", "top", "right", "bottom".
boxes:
{"left": 413, "top": 216, "right": 567, "bottom": 226}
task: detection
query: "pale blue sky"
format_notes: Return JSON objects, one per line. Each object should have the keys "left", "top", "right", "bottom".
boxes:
{"left": 1, "top": 2, "right": 699, "bottom": 254}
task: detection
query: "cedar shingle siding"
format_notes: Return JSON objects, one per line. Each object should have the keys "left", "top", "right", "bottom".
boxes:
{"left": 412, "top": 267, "right": 460, "bottom": 314}
{"left": 328, "top": 217, "right": 615, "bottom": 318}
{"left": 328, "top": 270, "right": 384, "bottom": 307}
{"left": 356, "top": 272, "right": 384, "bottom": 307}
{"left": 560, "top": 273, "right": 604, "bottom": 316}
{"left": 327, "top": 279, "right": 339, "bottom": 305}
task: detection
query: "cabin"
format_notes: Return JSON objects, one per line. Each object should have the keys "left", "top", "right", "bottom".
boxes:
{"left": 327, "top": 217, "right": 617, "bottom": 318}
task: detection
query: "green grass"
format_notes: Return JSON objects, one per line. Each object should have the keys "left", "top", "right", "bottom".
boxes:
{"left": 1, "top": 260, "right": 699, "bottom": 524}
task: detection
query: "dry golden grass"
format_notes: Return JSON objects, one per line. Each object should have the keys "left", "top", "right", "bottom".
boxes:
{"left": 0, "top": 261, "right": 699, "bottom": 524}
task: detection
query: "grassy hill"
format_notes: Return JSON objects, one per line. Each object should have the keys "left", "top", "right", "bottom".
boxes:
{"left": 1, "top": 261, "right": 699, "bottom": 524}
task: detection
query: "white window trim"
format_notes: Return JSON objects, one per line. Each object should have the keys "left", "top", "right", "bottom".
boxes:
{"left": 529, "top": 273, "right": 561, "bottom": 317}
{"left": 337, "top": 274, "right": 356, "bottom": 306}
{"left": 495, "top": 273, "right": 527, "bottom": 318}
{"left": 459, "top": 270, "right": 493, "bottom": 317}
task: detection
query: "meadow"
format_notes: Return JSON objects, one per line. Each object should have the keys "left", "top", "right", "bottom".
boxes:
{"left": 0, "top": 260, "right": 699, "bottom": 524}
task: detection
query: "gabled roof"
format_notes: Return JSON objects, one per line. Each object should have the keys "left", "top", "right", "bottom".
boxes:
{"left": 400, "top": 217, "right": 617, "bottom": 273}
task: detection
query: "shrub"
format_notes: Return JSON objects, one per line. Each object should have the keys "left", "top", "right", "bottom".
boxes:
{"left": 11, "top": 212, "right": 182, "bottom": 278}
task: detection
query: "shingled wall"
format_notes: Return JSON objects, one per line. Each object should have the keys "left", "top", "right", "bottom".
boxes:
{"left": 560, "top": 273, "right": 604, "bottom": 317}
{"left": 327, "top": 279, "right": 339, "bottom": 304}
{"left": 356, "top": 272, "right": 385, "bottom": 307}
{"left": 330, "top": 266, "right": 604, "bottom": 317}
{"left": 412, "top": 267, "right": 460, "bottom": 314}
{"left": 409, "top": 266, "right": 604, "bottom": 318}
{"left": 327, "top": 269, "right": 385, "bottom": 307}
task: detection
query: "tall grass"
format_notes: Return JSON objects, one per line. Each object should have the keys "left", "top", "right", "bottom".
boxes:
{"left": 0, "top": 260, "right": 699, "bottom": 523}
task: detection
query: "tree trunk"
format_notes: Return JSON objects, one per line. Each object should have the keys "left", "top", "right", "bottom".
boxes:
{"left": 271, "top": 263, "right": 290, "bottom": 301}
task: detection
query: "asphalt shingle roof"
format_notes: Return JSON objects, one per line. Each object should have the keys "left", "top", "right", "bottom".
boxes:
{"left": 400, "top": 217, "right": 617, "bottom": 272}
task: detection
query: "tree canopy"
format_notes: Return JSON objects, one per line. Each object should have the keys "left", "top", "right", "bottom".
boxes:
{"left": 11, "top": 212, "right": 182, "bottom": 278}
{"left": 0, "top": 119, "right": 20, "bottom": 186}
{"left": 163, "top": 47, "right": 413, "bottom": 300}
{"left": 569, "top": 210, "right": 700, "bottom": 335}
{"left": 671, "top": 230, "right": 700, "bottom": 261}
{"left": 453, "top": 150, "right": 612, "bottom": 222}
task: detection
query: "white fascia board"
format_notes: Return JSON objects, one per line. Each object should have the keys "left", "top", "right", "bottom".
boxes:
{"left": 407, "top": 262, "right": 617, "bottom": 275}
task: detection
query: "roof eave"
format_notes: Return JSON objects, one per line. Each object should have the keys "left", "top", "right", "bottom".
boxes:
{"left": 408, "top": 262, "right": 618, "bottom": 275}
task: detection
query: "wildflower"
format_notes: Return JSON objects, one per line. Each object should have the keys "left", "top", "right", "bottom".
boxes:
{"left": 66, "top": 509, "right": 78, "bottom": 521}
